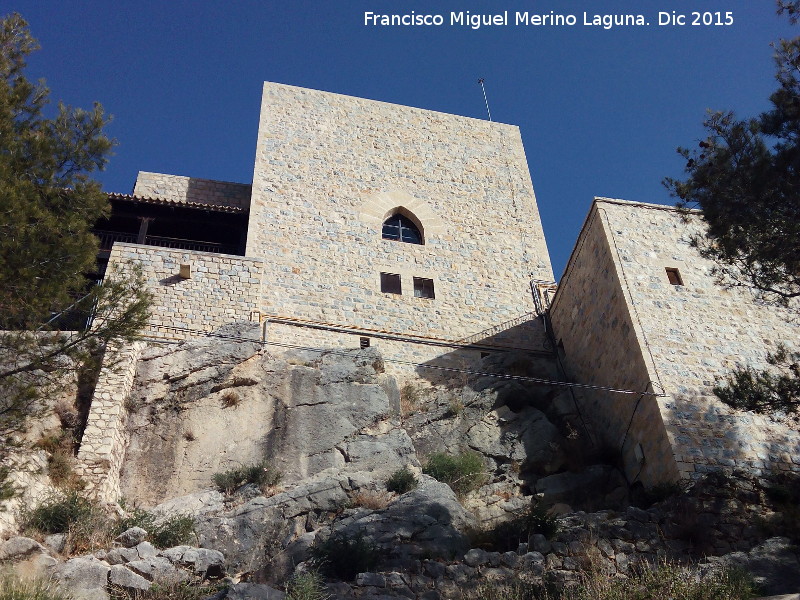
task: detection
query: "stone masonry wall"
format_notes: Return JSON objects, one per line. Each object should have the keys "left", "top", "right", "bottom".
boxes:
{"left": 247, "top": 83, "right": 553, "bottom": 359}
{"left": 553, "top": 198, "right": 800, "bottom": 485}
{"left": 76, "top": 342, "right": 145, "bottom": 502}
{"left": 595, "top": 199, "right": 800, "bottom": 480}
{"left": 549, "top": 207, "right": 679, "bottom": 487}
{"left": 106, "top": 243, "right": 264, "bottom": 340}
{"left": 133, "top": 171, "right": 252, "bottom": 210}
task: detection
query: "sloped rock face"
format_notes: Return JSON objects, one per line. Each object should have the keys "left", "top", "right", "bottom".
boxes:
{"left": 119, "top": 325, "right": 409, "bottom": 504}
{"left": 114, "top": 328, "right": 632, "bottom": 584}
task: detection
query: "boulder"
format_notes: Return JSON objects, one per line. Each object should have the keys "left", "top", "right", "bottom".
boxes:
{"left": 52, "top": 556, "right": 111, "bottom": 600}
{"left": 115, "top": 526, "right": 148, "bottom": 548}
{"left": 224, "top": 583, "right": 286, "bottom": 599}
{"left": 109, "top": 564, "right": 151, "bottom": 592}
{"left": 0, "top": 536, "right": 47, "bottom": 561}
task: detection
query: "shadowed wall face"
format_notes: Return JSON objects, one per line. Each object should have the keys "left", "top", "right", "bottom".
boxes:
{"left": 553, "top": 199, "right": 800, "bottom": 484}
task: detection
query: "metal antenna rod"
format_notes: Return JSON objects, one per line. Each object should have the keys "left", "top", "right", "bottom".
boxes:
{"left": 478, "top": 78, "right": 492, "bottom": 122}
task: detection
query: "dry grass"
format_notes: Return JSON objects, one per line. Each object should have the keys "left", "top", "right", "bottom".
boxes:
{"left": 221, "top": 390, "right": 240, "bottom": 408}
{"left": 350, "top": 490, "right": 392, "bottom": 510}
{"left": 400, "top": 382, "right": 423, "bottom": 415}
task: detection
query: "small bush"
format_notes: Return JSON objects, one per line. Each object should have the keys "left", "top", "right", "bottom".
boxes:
{"left": 110, "top": 581, "right": 224, "bottom": 600}
{"left": 464, "top": 562, "right": 756, "bottom": 600}
{"left": 423, "top": 451, "right": 487, "bottom": 497}
{"left": 24, "top": 491, "right": 116, "bottom": 553}
{"left": 0, "top": 574, "right": 73, "bottom": 600}
{"left": 213, "top": 461, "right": 282, "bottom": 495}
{"left": 400, "top": 383, "right": 421, "bottom": 415}
{"left": 221, "top": 390, "right": 240, "bottom": 408}
{"left": 115, "top": 509, "right": 195, "bottom": 549}
{"left": 310, "top": 531, "right": 379, "bottom": 581}
{"left": 151, "top": 514, "right": 195, "bottom": 549}
{"left": 0, "top": 466, "right": 15, "bottom": 502}
{"left": 24, "top": 491, "right": 95, "bottom": 534}
{"left": 386, "top": 467, "right": 418, "bottom": 494}
{"left": 646, "top": 481, "right": 684, "bottom": 504}
{"left": 285, "top": 570, "right": 329, "bottom": 600}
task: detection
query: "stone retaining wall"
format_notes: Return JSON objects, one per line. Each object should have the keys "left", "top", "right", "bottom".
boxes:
{"left": 76, "top": 342, "right": 145, "bottom": 502}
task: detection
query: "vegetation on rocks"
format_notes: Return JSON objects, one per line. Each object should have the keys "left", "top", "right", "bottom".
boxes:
{"left": 468, "top": 562, "right": 756, "bottom": 600}
{"left": 212, "top": 461, "right": 282, "bottom": 495}
{"left": 470, "top": 499, "right": 559, "bottom": 552}
{"left": 285, "top": 570, "right": 330, "bottom": 600}
{"left": 423, "top": 451, "right": 487, "bottom": 497}
{"left": 0, "top": 574, "right": 72, "bottom": 600}
{"left": 386, "top": 466, "right": 418, "bottom": 494}
{"left": 115, "top": 509, "right": 195, "bottom": 549}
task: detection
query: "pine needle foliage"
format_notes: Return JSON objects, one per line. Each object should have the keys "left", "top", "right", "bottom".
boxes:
{"left": 0, "top": 12, "right": 151, "bottom": 476}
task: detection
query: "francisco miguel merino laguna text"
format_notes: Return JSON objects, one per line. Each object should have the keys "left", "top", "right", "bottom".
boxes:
{"left": 364, "top": 11, "right": 650, "bottom": 30}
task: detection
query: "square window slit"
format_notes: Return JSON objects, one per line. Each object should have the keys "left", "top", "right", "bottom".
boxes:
{"left": 413, "top": 277, "right": 435, "bottom": 299}
{"left": 665, "top": 267, "right": 683, "bottom": 286}
{"left": 380, "top": 272, "right": 402, "bottom": 295}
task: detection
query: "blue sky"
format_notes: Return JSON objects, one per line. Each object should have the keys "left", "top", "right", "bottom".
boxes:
{"left": 11, "top": 1, "right": 795, "bottom": 278}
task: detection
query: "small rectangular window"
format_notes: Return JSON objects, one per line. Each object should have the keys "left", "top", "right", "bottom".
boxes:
{"left": 380, "top": 272, "right": 402, "bottom": 295}
{"left": 413, "top": 277, "right": 435, "bottom": 299}
{"left": 360, "top": 337, "right": 370, "bottom": 349}
{"left": 665, "top": 267, "right": 683, "bottom": 286}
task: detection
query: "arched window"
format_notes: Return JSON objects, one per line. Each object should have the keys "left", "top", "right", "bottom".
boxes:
{"left": 382, "top": 214, "right": 423, "bottom": 245}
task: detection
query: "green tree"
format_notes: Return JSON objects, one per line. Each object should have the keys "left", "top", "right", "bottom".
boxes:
{"left": 0, "top": 14, "right": 150, "bottom": 466}
{"left": 665, "top": 3, "right": 799, "bottom": 413}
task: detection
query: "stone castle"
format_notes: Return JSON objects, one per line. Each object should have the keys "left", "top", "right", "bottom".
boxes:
{"left": 81, "top": 82, "right": 798, "bottom": 500}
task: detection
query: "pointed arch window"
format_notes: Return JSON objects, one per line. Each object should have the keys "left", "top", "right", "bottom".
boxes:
{"left": 382, "top": 214, "right": 423, "bottom": 245}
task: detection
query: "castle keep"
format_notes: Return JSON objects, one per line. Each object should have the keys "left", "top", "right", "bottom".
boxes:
{"left": 83, "top": 82, "right": 799, "bottom": 499}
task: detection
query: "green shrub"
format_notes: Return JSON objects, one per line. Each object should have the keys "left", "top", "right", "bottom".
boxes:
{"left": 285, "top": 570, "right": 329, "bottom": 600}
{"left": 386, "top": 467, "right": 417, "bottom": 494}
{"left": 423, "top": 451, "right": 487, "bottom": 497}
{"left": 213, "top": 461, "right": 281, "bottom": 495}
{"left": 24, "top": 491, "right": 95, "bottom": 534}
{"left": 151, "top": 514, "right": 195, "bottom": 549}
{"left": 0, "top": 466, "right": 15, "bottom": 502}
{"left": 114, "top": 509, "right": 195, "bottom": 549}
{"left": 310, "top": 531, "right": 379, "bottom": 581}
{"left": 0, "top": 573, "right": 73, "bottom": 600}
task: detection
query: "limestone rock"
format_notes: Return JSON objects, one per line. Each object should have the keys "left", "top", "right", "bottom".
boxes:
{"left": 710, "top": 537, "right": 800, "bottom": 595}
{"left": 0, "top": 536, "right": 47, "bottom": 561}
{"left": 224, "top": 583, "right": 286, "bottom": 599}
{"left": 126, "top": 555, "right": 188, "bottom": 583}
{"left": 109, "top": 564, "right": 152, "bottom": 592}
{"left": 332, "top": 476, "right": 475, "bottom": 560}
{"left": 52, "top": 556, "right": 111, "bottom": 600}
{"left": 115, "top": 526, "right": 148, "bottom": 548}
{"left": 466, "top": 406, "right": 566, "bottom": 474}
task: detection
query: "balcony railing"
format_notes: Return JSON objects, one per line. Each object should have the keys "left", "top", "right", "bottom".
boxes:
{"left": 94, "top": 230, "right": 237, "bottom": 255}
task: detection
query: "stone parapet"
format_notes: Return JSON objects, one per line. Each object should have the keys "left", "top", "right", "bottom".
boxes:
{"left": 133, "top": 171, "right": 251, "bottom": 210}
{"left": 106, "top": 243, "right": 264, "bottom": 340}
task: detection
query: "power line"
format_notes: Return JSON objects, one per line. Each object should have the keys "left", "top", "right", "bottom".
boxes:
{"left": 143, "top": 323, "right": 667, "bottom": 397}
